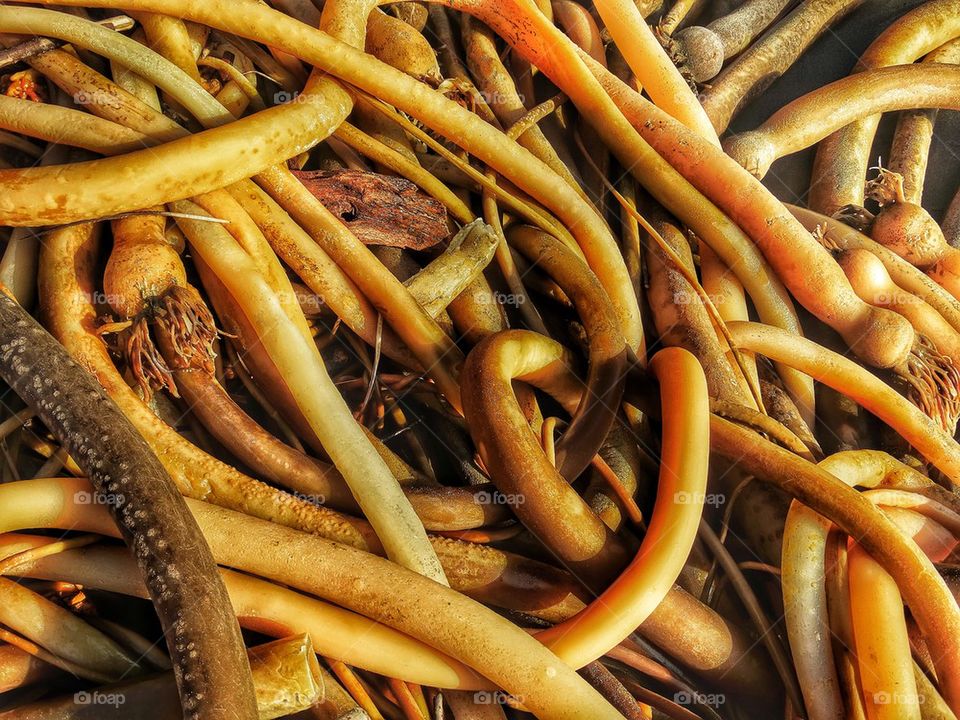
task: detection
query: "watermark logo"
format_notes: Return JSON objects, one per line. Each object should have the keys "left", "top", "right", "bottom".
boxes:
{"left": 73, "top": 90, "right": 116, "bottom": 107}
{"left": 473, "top": 691, "right": 522, "bottom": 706}
{"left": 871, "top": 290, "right": 914, "bottom": 306}
{"left": 290, "top": 491, "right": 326, "bottom": 506}
{"left": 475, "top": 489, "right": 525, "bottom": 506}
{"left": 874, "top": 691, "right": 924, "bottom": 706}
{"left": 273, "top": 90, "right": 319, "bottom": 106}
{"left": 674, "top": 490, "right": 726, "bottom": 507}
{"left": 74, "top": 691, "right": 125, "bottom": 707}
{"left": 673, "top": 290, "right": 730, "bottom": 306}
{"left": 478, "top": 291, "right": 526, "bottom": 307}
{"left": 674, "top": 691, "right": 726, "bottom": 707}
{"left": 74, "top": 490, "right": 125, "bottom": 507}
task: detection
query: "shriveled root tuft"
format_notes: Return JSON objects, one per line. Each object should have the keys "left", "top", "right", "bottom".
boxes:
{"left": 153, "top": 284, "right": 218, "bottom": 374}
{"left": 896, "top": 334, "right": 960, "bottom": 434}
{"left": 865, "top": 165, "right": 906, "bottom": 208}
{"left": 99, "top": 285, "right": 218, "bottom": 401}
{"left": 831, "top": 204, "right": 875, "bottom": 234}
{"left": 124, "top": 315, "right": 176, "bottom": 402}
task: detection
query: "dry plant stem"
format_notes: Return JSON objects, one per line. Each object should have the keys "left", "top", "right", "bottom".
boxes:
{"left": 0, "top": 486, "right": 626, "bottom": 719}
{"left": 593, "top": 0, "right": 719, "bottom": 144}
{"left": 700, "top": 0, "right": 866, "bottom": 134}
{"left": 782, "top": 450, "right": 940, "bottom": 720}
{"left": 578, "top": 56, "right": 915, "bottom": 374}
{"left": 0, "top": 281, "right": 257, "bottom": 718}
{"left": 791, "top": 206, "right": 960, "bottom": 336}
{"left": 848, "top": 542, "right": 921, "bottom": 720}
{"left": 0, "top": 96, "right": 153, "bottom": 154}
{"left": 0, "top": 644, "right": 58, "bottom": 694}
{"left": 405, "top": 220, "right": 499, "bottom": 318}
{"left": 173, "top": 201, "right": 446, "bottom": 584}
{"left": 40, "top": 224, "right": 384, "bottom": 551}
{"left": 809, "top": 0, "right": 960, "bottom": 215}
{"left": 711, "top": 418, "right": 960, "bottom": 714}
{"left": 888, "top": 39, "right": 960, "bottom": 204}
{"left": 2, "top": 635, "right": 324, "bottom": 720}
{"left": 461, "top": 330, "right": 630, "bottom": 585}
{"left": 725, "top": 65, "right": 960, "bottom": 179}
{"left": 672, "top": 0, "right": 793, "bottom": 83}
{"left": 128, "top": 11, "right": 201, "bottom": 81}
{"left": 457, "top": 15, "right": 810, "bottom": 409}
{"left": 837, "top": 248, "right": 960, "bottom": 362}
{"left": 642, "top": 215, "right": 752, "bottom": 407}
{"left": 10, "top": 2, "right": 645, "bottom": 357}
{"left": 728, "top": 322, "right": 960, "bottom": 483}
{"left": 577, "top": 662, "right": 648, "bottom": 720}
{"left": 536, "top": 347, "right": 708, "bottom": 666}
{"left": 506, "top": 225, "right": 627, "bottom": 480}
{"left": 461, "top": 17, "right": 584, "bottom": 197}
{"left": 0, "top": 577, "right": 138, "bottom": 680}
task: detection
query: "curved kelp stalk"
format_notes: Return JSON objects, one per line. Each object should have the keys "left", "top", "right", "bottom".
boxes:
{"left": 0, "top": 286, "right": 257, "bottom": 719}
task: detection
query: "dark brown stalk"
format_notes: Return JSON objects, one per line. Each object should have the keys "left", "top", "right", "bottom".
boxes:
{"left": 0, "top": 285, "right": 257, "bottom": 719}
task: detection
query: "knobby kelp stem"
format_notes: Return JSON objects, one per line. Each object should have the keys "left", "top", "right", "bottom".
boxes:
{"left": 3, "top": 1, "right": 642, "bottom": 354}
{"left": 711, "top": 418, "right": 960, "bottom": 714}
{"left": 461, "top": 330, "right": 629, "bottom": 585}
{"left": 725, "top": 64, "right": 960, "bottom": 179}
{"left": 0, "top": 480, "right": 626, "bottom": 719}
{"left": 0, "top": 289, "right": 257, "bottom": 720}
{"left": 173, "top": 200, "right": 446, "bottom": 584}
{"left": 808, "top": 0, "right": 960, "bottom": 215}
{"left": 506, "top": 225, "right": 627, "bottom": 481}
{"left": 728, "top": 321, "right": 960, "bottom": 483}
{"left": 535, "top": 347, "right": 708, "bottom": 666}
